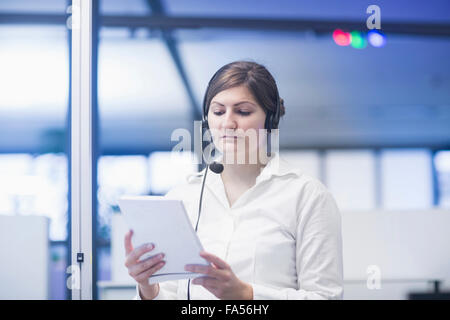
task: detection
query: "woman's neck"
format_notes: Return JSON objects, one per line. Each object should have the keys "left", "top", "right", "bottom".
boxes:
{"left": 219, "top": 151, "right": 268, "bottom": 188}
{"left": 216, "top": 149, "right": 275, "bottom": 187}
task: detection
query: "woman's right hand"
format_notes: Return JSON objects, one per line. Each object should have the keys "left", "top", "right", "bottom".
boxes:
{"left": 124, "top": 229, "right": 166, "bottom": 300}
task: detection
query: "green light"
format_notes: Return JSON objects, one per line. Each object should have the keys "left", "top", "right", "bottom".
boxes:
{"left": 350, "top": 31, "right": 367, "bottom": 49}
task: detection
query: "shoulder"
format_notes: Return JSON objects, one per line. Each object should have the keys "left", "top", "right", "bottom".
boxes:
{"left": 277, "top": 156, "right": 338, "bottom": 213}
{"left": 278, "top": 156, "right": 329, "bottom": 197}
{"left": 291, "top": 177, "right": 340, "bottom": 227}
{"left": 297, "top": 173, "right": 331, "bottom": 199}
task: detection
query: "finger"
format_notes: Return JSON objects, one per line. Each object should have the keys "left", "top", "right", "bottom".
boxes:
{"left": 199, "top": 251, "right": 229, "bottom": 269}
{"left": 124, "top": 230, "right": 134, "bottom": 255}
{"left": 135, "top": 261, "right": 166, "bottom": 284}
{"left": 184, "top": 264, "right": 224, "bottom": 280}
{"left": 129, "top": 253, "right": 165, "bottom": 277}
{"left": 125, "top": 243, "right": 155, "bottom": 268}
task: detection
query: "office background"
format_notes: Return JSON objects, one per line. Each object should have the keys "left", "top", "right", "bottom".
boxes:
{"left": 0, "top": 0, "right": 449, "bottom": 299}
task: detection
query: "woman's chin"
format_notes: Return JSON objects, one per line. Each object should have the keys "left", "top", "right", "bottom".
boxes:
{"left": 220, "top": 150, "right": 259, "bottom": 165}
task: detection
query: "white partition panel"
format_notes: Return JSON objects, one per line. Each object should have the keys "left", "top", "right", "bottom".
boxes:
{"left": 342, "top": 210, "right": 450, "bottom": 299}
{"left": 0, "top": 216, "right": 49, "bottom": 299}
{"left": 109, "top": 208, "right": 450, "bottom": 299}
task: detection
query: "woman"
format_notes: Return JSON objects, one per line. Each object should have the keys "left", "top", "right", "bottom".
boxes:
{"left": 125, "top": 61, "right": 343, "bottom": 300}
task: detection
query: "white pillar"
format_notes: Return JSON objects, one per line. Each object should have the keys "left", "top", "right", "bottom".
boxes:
{"left": 71, "top": 0, "right": 93, "bottom": 300}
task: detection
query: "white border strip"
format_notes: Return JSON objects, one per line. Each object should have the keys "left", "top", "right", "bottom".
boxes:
{"left": 71, "top": 0, "right": 93, "bottom": 300}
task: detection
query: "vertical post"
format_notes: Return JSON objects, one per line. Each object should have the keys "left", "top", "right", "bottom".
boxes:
{"left": 71, "top": 0, "right": 93, "bottom": 300}
{"left": 430, "top": 149, "right": 439, "bottom": 207}
{"left": 374, "top": 148, "right": 382, "bottom": 209}
{"left": 66, "top": 0, "right": 73, "bottom": 301}
{"left": 318, "top": 149, "right": 327, "bottom": 185}
{"left": 91, "top": 0, "right": 100, "bottom": 300}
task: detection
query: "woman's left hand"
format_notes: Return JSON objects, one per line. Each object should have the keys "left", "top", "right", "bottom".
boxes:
{"left": 185, "top": 251, "right": 253, "bottom": 300}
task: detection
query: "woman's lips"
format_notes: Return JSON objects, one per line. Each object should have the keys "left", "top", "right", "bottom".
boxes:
{"left": 220, "top": 136, "right": 239, "bottom": 143}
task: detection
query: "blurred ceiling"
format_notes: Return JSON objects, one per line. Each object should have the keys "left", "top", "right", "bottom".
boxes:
{"left": 1, "top": 0, "right": 449, "bottom": 22}
{"left": 0, "top": 0, "right": 449, "bottom": 152}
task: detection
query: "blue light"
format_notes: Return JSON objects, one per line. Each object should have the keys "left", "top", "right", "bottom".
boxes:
{"left": 368, "top": 30, "right": 386, "bottom": 48}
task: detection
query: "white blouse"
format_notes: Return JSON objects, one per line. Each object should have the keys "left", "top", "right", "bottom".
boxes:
{"left": 135, "top": 152, "right": 343, "bottom": 300}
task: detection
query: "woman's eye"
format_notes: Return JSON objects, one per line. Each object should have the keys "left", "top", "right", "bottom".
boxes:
{"left": 213, "top": 110, "right": 251, "bottom": 116}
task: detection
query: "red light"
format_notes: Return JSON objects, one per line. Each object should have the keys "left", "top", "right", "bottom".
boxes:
{"left": 333, "top": 29, "right": 351, "bottom": 46}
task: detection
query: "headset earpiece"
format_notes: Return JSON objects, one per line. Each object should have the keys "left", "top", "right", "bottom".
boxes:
{"left": 266, "top": 91, "right": 281, "bottom": 157}
{"left": 202, "top": 118, "right": 209, "bottom": 130}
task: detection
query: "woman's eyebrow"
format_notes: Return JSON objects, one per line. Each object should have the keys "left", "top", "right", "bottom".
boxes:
{"left": 234, "top": 101, "right": 256, "bottom": 106}
{"left": 211, "top": 100, "right": 256, "bottom": 106}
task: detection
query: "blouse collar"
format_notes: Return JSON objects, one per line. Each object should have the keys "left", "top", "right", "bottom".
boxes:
{"left": 184, "top": 152, "right": 302, "bottom": 209}
{"left": 185, "top": 152, "right": 301, "bottom": 184}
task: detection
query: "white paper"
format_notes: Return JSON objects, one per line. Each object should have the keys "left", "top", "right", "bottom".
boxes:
{"left": 117, "top": 195, "right": 209, "bottom": 284}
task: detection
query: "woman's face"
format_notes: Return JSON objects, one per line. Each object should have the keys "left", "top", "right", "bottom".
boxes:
{"left": 207, "top": 85, "right": 267, "bottom": 163}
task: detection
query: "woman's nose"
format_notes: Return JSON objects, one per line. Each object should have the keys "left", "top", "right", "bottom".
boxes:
{"left": 221, "top": 111, "right": 237, "bottom": 130}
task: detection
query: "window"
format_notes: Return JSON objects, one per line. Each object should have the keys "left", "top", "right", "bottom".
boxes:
{"left": 435, "top": 150, "right": 450, "bottom": 208}
{"left": 148, "top": 151, "right": 199, "bottom": 195}
{"left": 0, "top": 153, "right": 68, "bottom": 240}
{"left": 97, "top": 155, "right": 149, "bottom": 241}
{"left": 380, "top": 149, "right": 433, "bottom": 210}
{"left": 324, "top": 150, "right": 376, "bottom": 211}
{"left": 280, "top": 150, "right": 321, "bottom": 179}
{"left": 0, "top": 26, "right": 68, "bottom": 117}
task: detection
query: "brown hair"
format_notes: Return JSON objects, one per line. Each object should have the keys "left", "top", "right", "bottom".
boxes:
{"left": 203, "top": 61, "right": 285, "bottom": 129}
